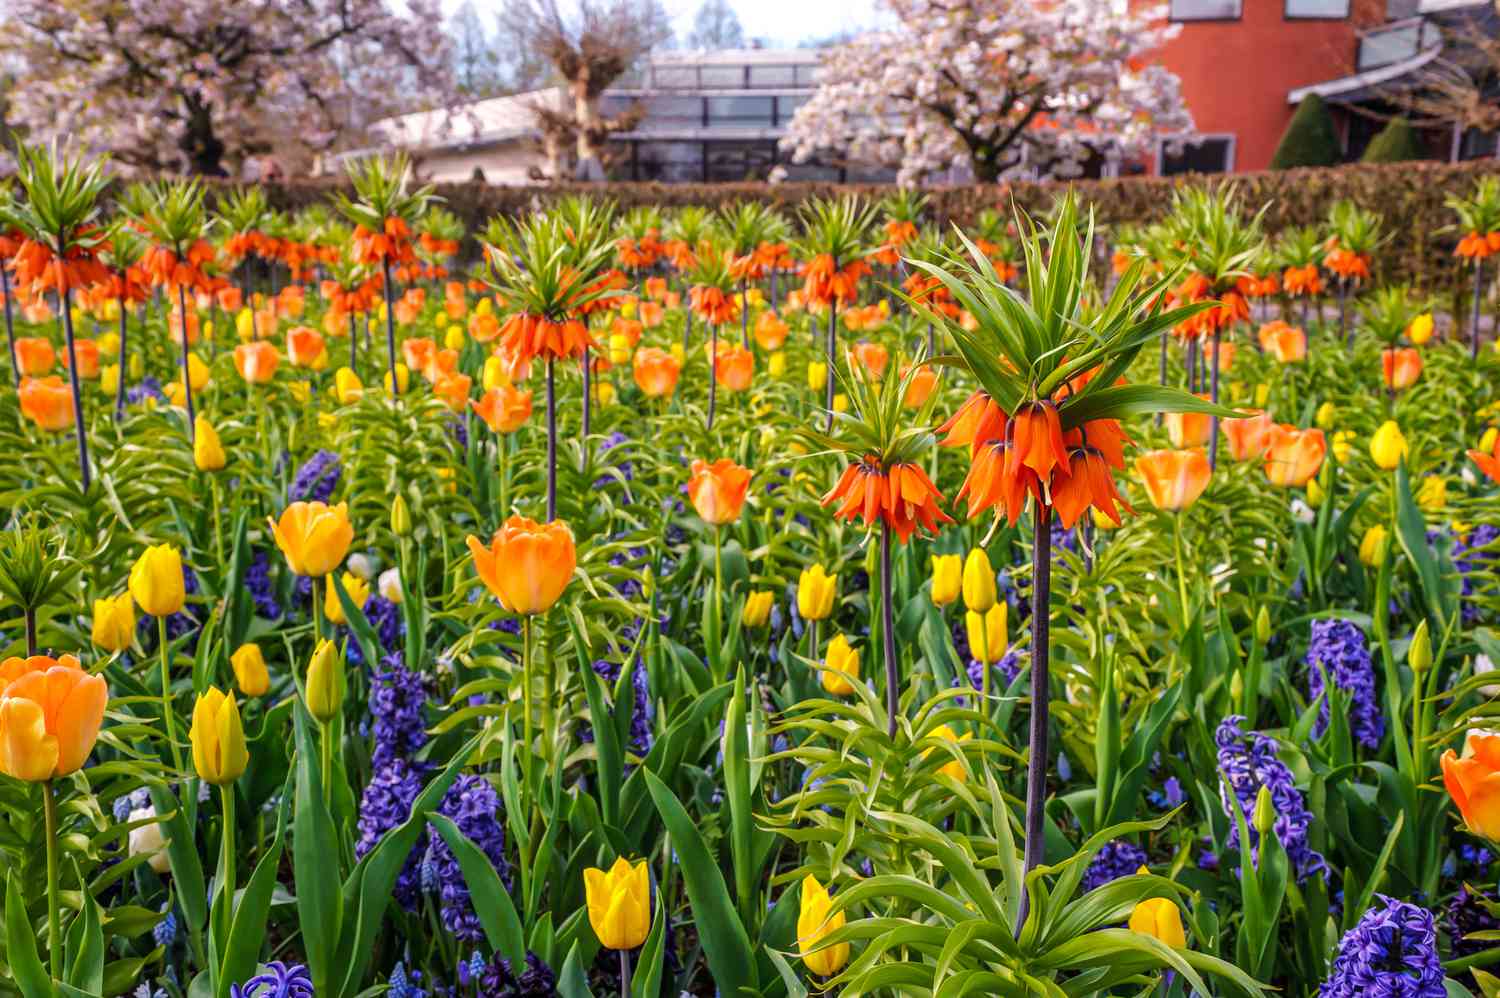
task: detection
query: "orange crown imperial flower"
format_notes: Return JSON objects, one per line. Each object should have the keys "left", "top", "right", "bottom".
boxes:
{"left": 822, "top": 457, "right": 953, "bottom": 543}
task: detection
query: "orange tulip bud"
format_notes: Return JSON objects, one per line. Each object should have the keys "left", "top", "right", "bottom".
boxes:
{"left": 1135, "top": 448, "right": 1212, "bottom": 511}
{"left": 1263, "top": 426, "right": 1326, "bottom": 487}
{"left": 687, "top": 458, "right": 752, "bottom": 525}
{"left": 234, "top": 341, "right": 280, "bottom": 384}
{"left": 0, "top": 654, "right": 107, "bottom": 781}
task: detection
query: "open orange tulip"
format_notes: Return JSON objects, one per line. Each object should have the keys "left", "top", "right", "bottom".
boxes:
{"left": 1263, "top": 426, "right": 1326, "bottom": 487}
{"left": 1443, "top": 731, "right": 1500, "bottom": 842}
{"left": 688, "top": 458, "right": 752, "bottom": 525}
{"left": 0, "top": 654, "right": 108, "bottom": 781}
{"left": 234, "top": 341, "right": 280, "bottom": 384}
{"left": 633, "top": 347, "right": 681, "bottom": 399}
{"left": 754, "top": 311, "right": 789, "bottom": 351}
{"left": 1263, "top": 324, "right": 1307, "bottom": 364}
{"left": 1165, "top": 396, "right": 1212, "bottom": 448}
{"left": 711, "top": 344, "right": 754, "bottom": 392}
{"left": 1381, "top": 347, "right": 1422, "bottom": 391}
{"left": 268, "top": 501, "right": 354, "bottom": 577}
{"left": 60, "top": 339, "right": 100, "bottom": 379}
{"left": 14, "top": 336, "right": 55, "bottom": 376}
{"left": 19, "top": 376, "right": 74, "bottom": 431}
{"left": 467, "top": 515, "right": 577, "bottom": 614}
{"left": 901, "top": 363, "right": 938, "bottom": 409}
{"left": 471, "top": 385, "right": 533, "bottom": 433}
{"left": 287, "top": 325, "right": 326, "bottom": 368}
{"left": 851, "top": 341, "right": 889, "bottom": 381}
{"left": 1221, "top": 409, "right": 1276, "bottom": 462}
{"left": 1135, "top": 449, "right": 1211, "bottom": 511}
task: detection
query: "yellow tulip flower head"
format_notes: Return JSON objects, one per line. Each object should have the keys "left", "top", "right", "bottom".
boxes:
{"left": 1128, "top": 896, "right": 1187, "bottom": 948}
{"left": 797, "top": 875, "right": 849, "bottom": 978}
{"left": 230, "top": 642, "right": 270, "bottom": 698}
{"left": 325, "top": 571, "right": 371, "bottom": 626}
{"left": 584, "top": 857, "right": 651, "bottom": 950}
{"left": 129, "top": 544, "right": 186, "bottom": 618}
{"left": 1370, "top": 420, "right": 1408, "bottom": 471}
{"left": 807, "top": 361, "right": 828, "bottom": 392}
{"left": 743, "top": 590, "right": 774, "bottom": 629}
{"left": 797, "top": 564, "right": 837, "bottom": 622}
{"left": 929, "top": 553, "right": 961, "bottom": 607}
{"left": 1417, "top": 475, "right": 1448, "bottom": 511}
{"left": 334, "top": 367, "right": 364, "bottom": 405}
{"left": 1407, "top": 312, "right": 1434, "bottom": 345}
{"left": 268, "top": 501, "right": 355, "bottom": 577}
{"left": 1359, "top": 525, "right": 1388, "bottom": 567}
{"left": 924, "top": 723, "right": 974, "bottom": 782}
{"left": 768, "top": 350, "right": 786, "bottom": 377}
{"left": 190, "top": 687, "right": 248, "bottom": 785}
{"left": 91, "top": 593, "right": 135, "bottom": 653}
{"left": 1314, "top": 402, "right": 1336, "bottom": 430}
{"left": 305, "top": 638, "right": 345, "bottom": 724}
{"left": 193, "top": 415, "right": 227, "bottom": 472}
{"left": 821, "top": 634, "right": 859, "bottom": 696}
{"left": 962, "top": 548, "right": 996, "bottom": 613}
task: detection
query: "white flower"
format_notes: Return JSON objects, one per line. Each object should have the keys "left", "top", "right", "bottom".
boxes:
{"left": 378, "top": 567, "right": 403, "bottom": 604}
{"left": 347, "top": 552, "right": 379, "bottom": 580}
{"left": 1476, "top": 654, "right": 1499, "bottom": 697}
{"left": 127, "top": 807, "right": 171, "bottom": 873}
{"left": 1290, "top": 499, "right": 1315, "bottom": 524}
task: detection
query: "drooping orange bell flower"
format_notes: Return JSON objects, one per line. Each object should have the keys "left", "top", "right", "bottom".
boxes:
{"left": 1381, "top": 347, "right": 1423, "bottom": 391}
{"left": 497, "top": 314, "right": 593, "bottom": 368}
{"left": 937, "top": 391, "right": 1007, "bottom": 457}
{"left": 633, "top": 348, "right": 681, "bottom": 399}
{"left": 1324, "top": 247, "right": 1371, "bottom": 282}
{"left": 234, "top": 341, "right": 281, "bottom": 384}
{"left": 689, "top": 286, "right": 738, "bottom": 326}
{"left": 1282, "top": 264, "right": 1323, "bottom": 297}
{"left": 1007, "top": 400, "right": 1070, "bottom": 484}
{"left": 1442, "top": 731, "right": 1500, "bottom": 841}
{"left": 0, "top": 654, "right": 108, "bottom": 781}
{"left": 13, "top": 336, "right": 55, "bottom": 376}
{"left": 1051, "top": 448, "right": 1133, "bottom": 529}
{"left": 823, "top": 456, "right": 953, "bottom": 542}
{"left": 1457, "top": 231, "right": 1500, "bottom": 261}
{"left": 1221, "top": 409, "right": 1276, "bottom": 462}
{"left": 688, "top": 458, "right": 752, "bottom": 525}
{"left": 1263, "top": 425, "right": 1326, "bottom": 487}
{"left": 19, "top": 376, "right": 73, "bottom": 431}
{"left": 467, "top": 516, "right": 577, "bottom": 615}
{"left": 1468, "top": 435, "right": 1500, "bottom": 484}
{"left": 1135, "top": 448, "right": 1212, "bottom": 511}
{"left": 956, "top": 438, "right": 1039, "bottom": 525}
{"left": 471, "top": 385, "right": 533, "bottom": 433}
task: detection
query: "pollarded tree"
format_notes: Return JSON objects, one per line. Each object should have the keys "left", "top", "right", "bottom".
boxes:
{"left": 0, "top": 0, "right": 457, "bottom": 177}
{"left": 779, "top": 0, "right": 1194, "bottom": 185}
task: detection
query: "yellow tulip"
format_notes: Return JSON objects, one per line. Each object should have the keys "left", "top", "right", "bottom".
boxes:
{"left": 444, "top": 325, "right": 465, "bottom": 351}
{"left": 129, "top": 544, "right": 185, "bottom": 617}
{"left": 821, "top": 634, "right": 859, "bottom": 696}
{"left": 183, "top": 353, "right": 210, "bottom": 391}
{"left": 100, "top": 364, "right": 120, "bottom": 396}
{"left": 1417, "top": 475, "right": 1448, "bottom": 511}
{"left": 597, "top": 382, "right": 617, "bottom": 406}
{"left": 743, "top": 590, "right": 773, "bottom": 629}
{"left": 1359, "top": 525, "right": 1388, "bottom": 567}
{"left": 966, "top": 603, "right": 1008, "bottom": 664}
{"left": 384, "top": 362, "right": 411, "bottom": 395}
{"left": 924, "top": 723, "right": 973, "bottom": 782}
{"left": 1370, "top": 420, "right": 1408, "bottom": 470}
{"left": 97, "top": 331, "right": 119, "bottom": 356}
{"left": 1128, "top": 896, "right": 1187, "bottom": 948}
{"left": 325, "top": 571, "right": 371, "bottom": 625}
{"left": 1306, "top": 476, "right": 1325, "bottom": 509}
{"left": 807, "top": 361, "right": 827, "bottom": 392}
{"left": 481, "top": 355, "right": 510, "bottom": 392}
{"left": 669, "top": 343, "right": 685, "bottom": 367}
{"left": 1331, "top": 430, "right": 1355, "bottom": 465}
{"left": 797, "top": 875, "right": 849, "bottom": 978}
{"left": 1408, "top": 312, "right": 1434, "bottom": 345}
{"left": 929, "top": 553, "right": 961, "bottom": 607}
{"left": 305, "top": 639, "right": 345, "bottom": 724}
{"left": 193, "top": 415, "right": 227, "bottom": 471}
{"left": 1314, "top": 402, "right": 1336, "bottom": 430}
{"left": 190, "top": 687, "right": 248, "bottom": 785}
{"left": 91, "top": 593, "right": 135, "bottom": 653}
{"left": 230, "top": 643, "right": 270, "bottom": 697}
{"left": 235, "top": 308, "right": 255, "bottom": 341}
{"left": 334, "top": 367, "right": 364, "bottom": 404}
{"left": 583, "top": 857, "right": 651, "bottom": 950}
{"left": 268, "top": 501, "right": 354, "bottom": 577}
{"left": 962, "top": 548, "right": 996, "bottom": 612}
{"left": 797, "top": 564, "right": 837, "bottom": 621}
{"left": 1253, "top": 383, "right": 1270, "bottom": 408}
{"left": 768, "top": 350, "right": 786, "bottom": 377}
{"left": 832, "top": 393, "right": 848, "bottom": 413}
{"left": 608, "top": 333, "right": 632, "bottom": 366}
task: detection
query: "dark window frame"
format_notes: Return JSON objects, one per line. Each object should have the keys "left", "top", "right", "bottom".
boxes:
{"left": 1156, "top": 134, "right": 1236, "bottom": 176}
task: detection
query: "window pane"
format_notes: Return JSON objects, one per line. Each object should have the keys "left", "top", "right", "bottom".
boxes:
{"left": 1358, "top": 22, "right": 1419, "bottom": 70}
{"left": 1161, "top": 137, "right": 1232, "bottom": 175}
{"left": 703, "top": 141, "right": 777, "bottom": 181}
{"left": 635, "top": 142, "right": 703, "bottom": 182}
{"left": 706, "top": 97, "right": 774, "bottom": 126}
{"left": 1169, "top": 0, "right": 1241, "bottom": 18}
{"left": 794, "top": 64, "right": 821, "bottom": 86}
{"left": 1287, "top": 0, "right": 1348, "bottom": 15}
{"left": 650, "top": 65, "right": 698, "bottom": 89}
{"left": 698, "top": 65, "right": 746, "bottom": 88}
{"left": 643, "top": 97, "right": 703, "bottom": 125}
{"left": 748, "top": 65, "right": 797, "bottom": 87}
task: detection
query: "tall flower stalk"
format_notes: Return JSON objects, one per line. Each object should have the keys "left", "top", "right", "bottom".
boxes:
{"left": 139, "top": 179, "right": 213, "bottom": 442}
{"left": 98, "top": 225, "right": 148, "bottom": 420}
{"left": 1446, "top": 176, "right": 1500, "bottom": 360}
{"left": 798, "top": 196, "right": 876, "bottom": 432}
{"left": 1, "top": 141, "right": 112, "bottom": 490}
{"left": 911, "top": 195, "right": 1227, "bottom": 931}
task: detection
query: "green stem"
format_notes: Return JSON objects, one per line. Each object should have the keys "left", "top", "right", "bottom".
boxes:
{"left": 219, "top": 784, "right": 236, "bottom": 950}
{"left": 158, "top": 616, "right": 184, "bottom": 774}
{"left": 522, "top": 615, "right": 533, "bottom": 797}
{"left": 1173, "top": 512, "right": 1190, "bottom": 630}
{"left": 43, "top": 781, "right": 60, "bottom": 982}
{"left": 311, "top": 575, "right": 324, "bottom": 643}
{"left": 320, "top": 720, "right": 334, "bottom": 813}
{"left": 711, "top": 526, "right": 724, "bottom": 680}
{"left": 211, "top": 475, "right": 224, "bottom": 569}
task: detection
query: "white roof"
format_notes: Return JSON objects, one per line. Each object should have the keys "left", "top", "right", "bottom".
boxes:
{"left": 371, "top": 87, "right": 567, "bottom": 152}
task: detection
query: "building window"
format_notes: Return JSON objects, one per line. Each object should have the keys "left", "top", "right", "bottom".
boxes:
{"left": 1286, "top": 0, "right": 1348, "bottom": 16}
{"left": 1169, "top": 0, "right": 1241, "bottom": 20}
{"left": 706, "top": 96, "right": 774, "bottom": 128}
{"left": 1159, "top": 135, "right": 1235, "bottom": 175}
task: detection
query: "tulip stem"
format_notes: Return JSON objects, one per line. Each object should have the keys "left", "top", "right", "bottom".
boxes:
{"left": 382, "top": 257, "right": 399, "bottom": 400}
{"left": 825, "top": 297, "right": 838, "bottom": 433}
{"left": 1017, "top": 503, "right": 1052, "bottom": 936}
{"left": 521, "top": 614, "right": 533, "bottom": 795}
{"left": 218, "top": 784, "right": 236, "bottom": 949}
{"left": 320, "top": 720, "right": 334, "bottom": 814}
{"left": 210, "top": 475, "right": 224, "bottom": 569}
{"left": 311, "top": 576, "right": 324, "bottom": 642}
{"left": 619, "top": 949, "right": 632, "bottom": 997}
{"left": 158, "top": 616, "right": 184, "bottom": 775}
{"left": 711, "top": 526, "right": 723, "bottom": 680}
{"left": 1173, "top": 513, "right": 1190, "bottom": 627}
{"left": 880, "top": 522, "right": 898, "bottom": 738}
{"left": 546, "top": 358, "right": 557, "bottom": 521}
{"left": 114, "top": 295, "right": 128, "bottom": 420}
{"left": 43, "top": 781, "right": 61, "bottom": 981}
{"left": 2, "top": 265, "right": 17, "bottom": 389}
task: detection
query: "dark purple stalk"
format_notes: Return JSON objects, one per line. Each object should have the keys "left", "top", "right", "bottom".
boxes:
{"left": 348, "top": 311, "right": 357, "bottom": 370}
{"left": 2, "top": 266, "right": 17, "bottom": 388}
{"left": 825, "top": 296, "right": 838, "bottom": 433}
{"left": 881, "top": 520, "right": 898, "bottom": 738}
{"left": 1472, "top": 258, "right": 1484, "bottom": 360}
{"left": 740, "top": 277, "right": 749, "bottom": 348}
{"left": 60, "top": 286, "right": 91, "bottom": 490}
{"left": 707, "top": 321, "right": 718, "bottom": 431}
{"left": 582, "top": 341, "right": 592, "bottom": 439}
{"left": 546, "top": 357, "right": 557, "bottom": 521}
{"left": 1209, "top": 325, "right": 1222, "bottom": 469}
{"left": 176, "top": 282, "right": 196, "bottom": 441}
{"left": 382, "top": 257, "right": 399, "bottom": 397}
{"left": 1017, "top": 502, "right": 1052, "bottom": 935}
{"left": 114, "top": 295, "right": 128, "bottom": 420}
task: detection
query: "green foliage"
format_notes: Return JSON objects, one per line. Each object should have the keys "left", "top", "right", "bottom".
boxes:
{"left": 1360, "top": 118, "right": 1424, "bottom": 164}
{"left": 1271, "top": 94, "right": 1341, "bottom": 170}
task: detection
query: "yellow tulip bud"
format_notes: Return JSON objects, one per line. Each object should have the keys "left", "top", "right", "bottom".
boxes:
{"left": 1128, "top": 897, "right": 1187, "bottom": 948}
{"left": 1254, "top": 605, "right": 1271, "bottom": 646}
{"left": 1359, "top": 525, "right": 1389, "bottom": 567}
{"left": 202, "top": 319, "right": 215, "bottom": 342}
{"left": 482, "top": 355, "right": 510, "bottom": 392}
{"left": 475, "top": 297, "right": 493, "bottom": 316}
{"left": 190, "top": 687, "right": 248, "bottom": 785}
{"left": 231, "top": 642, "right": 270, "bottom": 697}
{"left": 91, "top": 593, "right": 135, "bottom": 653}
{"left": 962, "top": 548, "right": 996, "bottom": 612}
{"left": 193, "top": 415, "right": 227, "bottom": 472}
{"left": 743, "top": 590, "right": 773, "bottom": 629}
{"left": 929, "top": 553, "right": 961, "bottom": 607}
{"left": 1306, "top": 476, "right": 1324, "bottom": 508}
{"left": 1253, "top": 383, "right": 1270, "bottom": 408}
{"left": 1253, "top": 784, "right": 1275, "bottom": 836}
{"left": 807, "top": 361, "right": 827, "bottom": 392}
{"left": 832, "top": 393, "right": 848, "bottom": 413}
{"left": 129, "top": 353, "right": 144, "bottom": 380}
{"left": 583, "top": 857, "right": 651, "bottom": 951}
{"left": 100, "top": 364, "right": 120, "bottom": 396}
{"left": 1314, "top": 402, "right": 1336, "bottom": 430}
{"left": 923, "top": 723, "right": 973, "bottom": 782}
{"left": 965, "top": 603, "right": 1008, "bottom": 664}
{"left": 608, "top": 333, "right": 632, "bottom": 366}
{"left": 97, "top": 331, "right": 119, "bottom": 357}
{"left": 1332, "top": 430, "right": 1355, "bottom": 465}
{"left": 1370, "top": 420, "right": 1408, "bottom": 471}
{"left": 597, "top": 382, "right": 617, "bottom": 406}
{"left": 768, "top": 350, "right": 786, "bottom": 377}
{"left": 797, "top": 564, "right": 837, "bottom": 621}
{"left": 384, "top": 363, "right": 411, "bottom": 395}
{"left": 821, "top": 634, "right": 859, "bottom": 695}
{"left": 1407, "top": 312, "right": 1434, "bottom": 345}
{"left": 129, "top": 544, "right": 186, "bottom": 617}
{"left": 669, "top": 343, "right": 685, "bottom": 367}
{"left": 1409, "top": 619, "right": 1432, "bottom": 674}
{"left": 797, "top": 875, "right": 850, "bottom": 977}
{"left": 236, "top": 308, "right": 255, "bottom": 341}
{"left": 391, "top": 494, "right": 413, "bottom": 537}
{"left": 334, "top": 366, "right": 364, "bottom": 405}
{"left": 305, "top": 638, "right": 345, "bottom": 724}
{"left": 326, "top": 571, "right": 371, "bottom": 625}
{"left": 184, "top": 353, "right": 210, "bottom": 391}
{"left": 444, "top": 325, "right": 465, "bottom": 351}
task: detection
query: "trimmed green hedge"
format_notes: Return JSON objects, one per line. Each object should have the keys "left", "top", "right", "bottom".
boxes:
{"left": 236, "top": 159, "right": 1500, "bottom": 298}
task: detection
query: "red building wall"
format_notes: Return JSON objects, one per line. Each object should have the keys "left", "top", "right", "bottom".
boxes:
{"left": 1146, "top": 0, "right": 1387, "bottom": 172}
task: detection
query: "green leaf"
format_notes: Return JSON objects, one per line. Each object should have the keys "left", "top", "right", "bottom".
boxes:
{"left": 6, "top": 871, "right": 51, "bottom": 998}
{"left": 218, "top": 771, "right": 294, "bottom": 998}
{"left": 146, "top": 779, "right": 208, "bottom": 935}
{"left": 429, "top": 813, "right": 526, "bottom": 969}
{"left": 62, "top": 860, "right": 104, "bottom": 995}
{"left": 293, "top": 706, "right": 343, "bottom": 996}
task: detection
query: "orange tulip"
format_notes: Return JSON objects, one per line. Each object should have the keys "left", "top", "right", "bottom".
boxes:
{"left": 1210, "top": 339, "right": 1236, "bottom": 372}
{"left": 1381, "top": 347, "right": 1422, "bottom": 391}
{"left": 60, "top": 339, "right": 101, "bottom": 379}
{"left": 1467, "top": 434, "right": 1500, "bottom": 484}
{"left": 217, "top": 286, "right": 243, "bottom": 313}
{"left": 468, "top": 312, "right": 500, "bottom": 342}
{"left": 1221, "top": 409, "right": 1276, "bottom": 462}
{"left": 433, "top": 372, "right": 472, "bottom": 412}
{"left": 402, "top": 337, "right": 435, "bottom": 374}
{"left": 851, "top": 341, "right": 889, "bottom": 380}
{"left": 1263, "top": 425, "right": 1326, "bottom": 487}
{"left": 1135, "top": 448, "right": 1212, "bottom": 511}
{"left": 19, "top": 376, "right": 74, "bottom": 431}
{"left": 688, "top": 458, "right": 752, "bottom": 525}
{"left": 471, "top": 385, "right": 533, "bottom": 433}
{"left": 287, "top": 325, "right": 326, "bottom": 368}
{"left": 901, "top": 363, "right": 938, "bottom": 409}
{"left": 234, "top": 341, "right": 280, "bottom": 384}
{"left": 1442, "top": 731, "right": 1500, "bottom": 841}
{"left": 1164, "top": 395, "right": 1212, "bottom": 448}
{"left": 1260, "top": 322, "right": 1307, "bottom": 363}
{"left": 467, "top": 515, "right": 577, "bottom": 614}
{"left": 633, "top": 347, "right": 681, "bottom": 399}
{"left": 711, "top": 344, "right": 754, "bottom": 392}
{"left": 13, "top": 337, "right": 55, "bottom": 376}
{"left": 0, "top": 654, "right": 107, "bottom": 781}
{"left": 754, "top": 311, "right": 789, "bottom": 351}
{"left": 639, "top": 301, "right": 665, "bottom": 329}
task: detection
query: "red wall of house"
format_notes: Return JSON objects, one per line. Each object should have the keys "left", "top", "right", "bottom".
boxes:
{"left": 1148, "top": 0, "right": 1387, "bottom": 172}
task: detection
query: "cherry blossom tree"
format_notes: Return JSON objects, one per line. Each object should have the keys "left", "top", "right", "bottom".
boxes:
{"left": 780, "top": 0, "right": 1195, "bottom": 185}
{"left": 0, "top": 0, "right": 457, "bottom": 177}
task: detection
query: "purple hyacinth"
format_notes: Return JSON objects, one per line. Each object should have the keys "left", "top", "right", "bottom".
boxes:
{"left": 1081, "top": 839, "right": 1148, "bottom": 892}
{"left": 1216, "top": 716, "right": 1327, "bottom": 881}
{"left": 1318, "top": 895, "right": 1445, "bottom": 998}
{"left": 480, "top": 951, "right": 557, "bottom": 997}
{"left": 425, "top": 774, "right": 510, "bottom": 942}
{"left": 1448, "top": 885, "right": 1500, "bottom": 963}
{"left": 289, "top": 449, "right": 341, "bottom": 504}
{"left": 1305, "top": 618, "right": 1384, "bottom": 751}
{"left": 370, "top": 655, "right": 429, "bottom": 769}
{"left": 355, "top": 760, "right": 424, "bottom": 909}
{"left": 244, "top": 549, "right": 282, "bottom": 621}
{"left": 126, "top": 376, "right": 166, "bottom": 406}
{"left": 590, "top": 656, "right": 654, "bottom": 756}
{"left": 593, "top": 432, "right": 635, "bottom": 489}
{"left": 1455, "top": 524, "right": 1499, "bottom": 625}
{"left": 229, "top": 962, "right": 315, "bottom": 998}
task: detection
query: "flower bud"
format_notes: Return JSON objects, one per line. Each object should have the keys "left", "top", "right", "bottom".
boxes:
{"left": 391, "top": 494, "right": 413, "bottom": 537}
{"left": 962, "top": 549, "right": 996, "bottom": 613}
{"left": 1408, "top": 619, "right": 1432, "bottom": 674}
{"left": 1254, "top": 606, "right": 1271, "bottom": 646}
{"left": 1253, "top": 785, "right": 1275, "bottom": 838}
{"left": 305, "top": 639, "right": 345, "bottom": 724}
{"left": 230, "top": 642, "right": 270, "bottom": 697}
